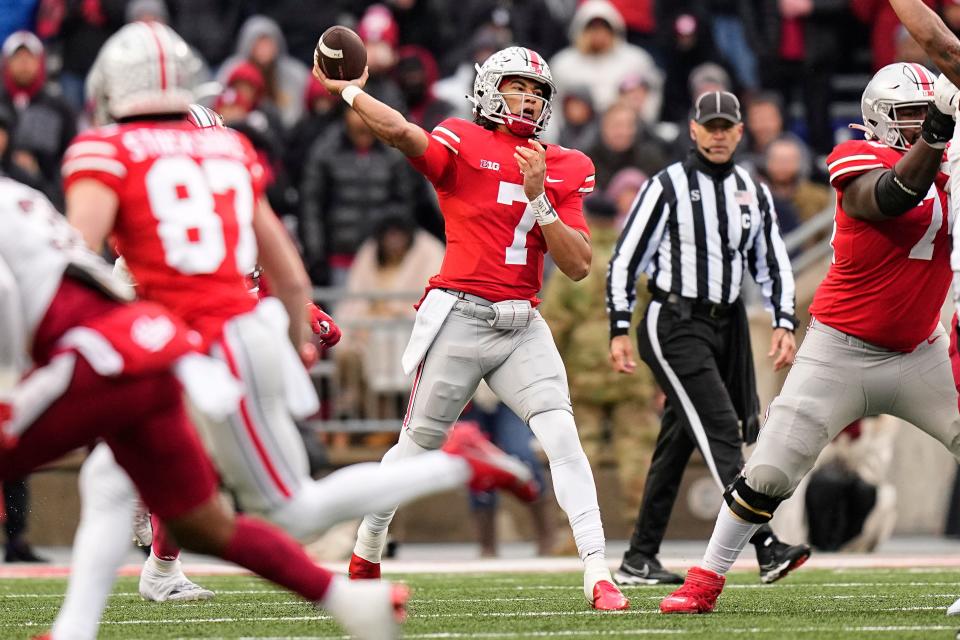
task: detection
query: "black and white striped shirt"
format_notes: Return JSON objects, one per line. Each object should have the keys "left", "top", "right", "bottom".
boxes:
{"left": 606, "top": 153, "right": 797, "bottom": 337}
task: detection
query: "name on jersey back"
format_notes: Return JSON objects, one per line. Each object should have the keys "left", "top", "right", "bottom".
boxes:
{"left": 121, "top": 127, "right": 247, "bottom": 163}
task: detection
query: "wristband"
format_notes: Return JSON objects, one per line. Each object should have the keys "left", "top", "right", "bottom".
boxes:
{"left": 341, "top": 85, "right": 363, "bottom": 108}
{"left": 529, "top": 192, "right": 559, "bottom": 226}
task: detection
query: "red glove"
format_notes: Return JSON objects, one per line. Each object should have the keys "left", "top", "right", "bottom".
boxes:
{"left": 307, "top": 302, "right": 342, "bottom": 347}
{"left": 0, "top": 402, "right": 16, "bottom": 452}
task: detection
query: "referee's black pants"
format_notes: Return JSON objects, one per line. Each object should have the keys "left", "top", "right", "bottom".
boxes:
{"left": 626, "top": 298, "right": 771, "bottom": 559}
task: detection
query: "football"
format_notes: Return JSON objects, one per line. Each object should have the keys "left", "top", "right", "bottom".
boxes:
{"left": 315, "top": 25, "right": 367, "bottom": 81}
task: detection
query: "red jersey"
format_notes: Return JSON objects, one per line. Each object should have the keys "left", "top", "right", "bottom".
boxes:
{"left": 62, "top": 120, "right": 265, "bottom": 345}
{"left": 810, "top": 139, "right": 951, "bottom": 352}
{"left": 409, "top": 118, "right": 594, "bottom": 304}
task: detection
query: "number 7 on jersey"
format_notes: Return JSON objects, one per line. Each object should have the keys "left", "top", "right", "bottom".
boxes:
{"left": 498, "top": 181, "right": 537, "bottom": 266}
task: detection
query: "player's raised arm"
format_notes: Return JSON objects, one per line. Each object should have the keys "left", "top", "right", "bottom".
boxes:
{"left": 312, "top": 64, "right": 428, "bottom": 157}
{"left": 889, "top": 0, "right": 960, "bottom": 88}
{"left": 839, "top": 74, "right": 955, "bottom": 221}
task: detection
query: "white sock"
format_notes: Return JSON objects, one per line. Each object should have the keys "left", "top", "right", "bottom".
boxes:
{"left": 529, "top": 410, "right": 605, "bottom": 561}
{"left": 145, "top": 553, "right": 178, "bottom": 575}
{"left": 701, "top": 507, "right": 761, "bottom": 575}
{"left": 271, "top": 449, "right": 468, "bottom": 543}
{"left": 353, "top": 429, "right": 433, "bottom": 562}
{"left": 52, "top": 445, "right": 137, "bottom": 640}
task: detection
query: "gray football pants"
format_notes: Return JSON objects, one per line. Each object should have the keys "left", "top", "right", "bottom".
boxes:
{"left": 746, "top": 317, "right": 960, "bottom": 498}
{"left": 402, "top": 305, "right": 573, "bottom": 450}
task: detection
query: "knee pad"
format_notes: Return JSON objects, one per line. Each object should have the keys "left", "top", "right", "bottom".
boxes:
{"left": 406, "top": 422, "right": 448, "bottom": 450}
{"left": 747, "top": 464, "right": 795, "bottom": 498}
{"left": 423, "top": 379, "right": 470, "bottom": 423}
{"left": 723, "top": 475, "right": 783, "bottom": 524}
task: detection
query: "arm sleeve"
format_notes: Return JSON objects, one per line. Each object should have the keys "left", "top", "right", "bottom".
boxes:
{"left": 61, "top": 135, "right": 127, "bottom": 195}
{"left": 407, "top": 123, "right": 457, "bottom": 189}
{"left": 748, "top": 183, "right": 798, "bottom": 330}
{"left": 606, "top": 176, "right": 668, "bottom": 337}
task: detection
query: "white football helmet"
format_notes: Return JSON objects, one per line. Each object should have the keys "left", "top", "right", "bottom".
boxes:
{"left": 86, "top": 22, "right": 201, "bottom": 124}
{"left": 469, "top": 46, "right": 556, "bottom": 138}
{"left": 857, "top": 62, "right": 936, "bottom": 150}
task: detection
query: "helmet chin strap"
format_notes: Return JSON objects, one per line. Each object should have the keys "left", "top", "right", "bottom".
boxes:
{"left": 503, "top": 112, "right": 538, "bottom": 137}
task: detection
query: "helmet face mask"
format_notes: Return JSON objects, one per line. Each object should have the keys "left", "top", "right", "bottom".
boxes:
{"left": 470, "top": 46, "right": 556, "bottom": 138}
{"left": 859, "top": 63, "right": 936, "bottom": 151}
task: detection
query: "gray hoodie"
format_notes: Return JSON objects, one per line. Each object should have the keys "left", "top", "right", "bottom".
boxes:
{"left": 218, "top": 15, "right": 309, "bottom": 128}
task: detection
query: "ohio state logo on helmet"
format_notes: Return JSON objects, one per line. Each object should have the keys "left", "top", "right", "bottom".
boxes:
{"left": 468, "top": 46, "right": 556, "bottom": 138}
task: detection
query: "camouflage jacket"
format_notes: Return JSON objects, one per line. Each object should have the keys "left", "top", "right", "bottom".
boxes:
{"left": 541, "top": 225, "right": 656, "bottom": 405}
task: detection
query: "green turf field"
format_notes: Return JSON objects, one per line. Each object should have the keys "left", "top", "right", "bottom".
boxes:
{"left": 2, "top": 568, "right": 959, "bottom": 639}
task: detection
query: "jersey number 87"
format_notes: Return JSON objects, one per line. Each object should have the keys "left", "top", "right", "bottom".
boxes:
{"left": 145, "top": 156, "right": 257, "bottom": 275}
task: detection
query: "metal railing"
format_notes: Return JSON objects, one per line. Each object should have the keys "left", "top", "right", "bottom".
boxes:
{"left": 304, "top": 288, "right": 420, "bottom": 434}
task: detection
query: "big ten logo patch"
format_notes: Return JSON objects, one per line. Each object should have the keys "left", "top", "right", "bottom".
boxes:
{"left": 480, "top": 159, "right": 500, "bottom": 171}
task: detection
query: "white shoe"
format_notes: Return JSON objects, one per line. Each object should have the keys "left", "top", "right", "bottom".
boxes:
{"left": 320, "top": 575, "right": 408, "bottom": 640}
{"left": 132, "top": 503, "right": 153, "bottom": 547}
{"left": 947, "top": 597, "right": 960, "bottom": 616}
{"left": 139, "top": 560, "right": 215, "bottom": 602}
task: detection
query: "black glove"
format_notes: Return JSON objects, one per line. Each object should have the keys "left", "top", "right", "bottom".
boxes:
{"left": 921, "top": 103, "right": 955, "bottom": 149}
{"left": 741, "top": 415, "right": 760, "bottom": 446}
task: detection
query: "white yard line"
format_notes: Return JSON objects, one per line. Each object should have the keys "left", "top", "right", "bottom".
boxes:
{"left": 4, "top": 604, "right": 952, "bottom": 628}
{"left": 187, "top": 626, "right": 960, "bottom": 640}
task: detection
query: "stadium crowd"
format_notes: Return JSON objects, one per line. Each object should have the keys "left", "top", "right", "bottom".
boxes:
{"left": 0, "top": 0, "right": 954, "bottom": 559}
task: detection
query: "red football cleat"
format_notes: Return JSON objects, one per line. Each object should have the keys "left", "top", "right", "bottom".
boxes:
{"left": 348, "top": 552, "right": 381, "bottom": 580}
{"left": 391, "top": 583, "right": 411, "bottom": 623}
{"left": 442, "top": 422, "right": 540, "bottom": 502}
{"left": 591, "top": 580, "right": 630, "bottom": 611}
{"left": 660, "top": 566, "right": 726, "bottom": 614}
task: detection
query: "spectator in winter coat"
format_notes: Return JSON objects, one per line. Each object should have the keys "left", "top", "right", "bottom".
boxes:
{"left": 558, "top": 86, "right": 599, "bottom": 153}
{"left": 218, "top": 15, "right": 309, "bottom": 129}
{"left": 550, "top": 0, "right": 663, "bottom": 126}
{"left": 0, "top": 31, "right": 75, "bottom": 207}
{"left": 299, "top": 106, "right": 418, "bottom": 285}
{"left": 588, "top": 101, "right": 668, "bottom": 189}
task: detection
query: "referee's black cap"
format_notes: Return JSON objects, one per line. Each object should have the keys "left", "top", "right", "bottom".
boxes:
{"left": 694, "top": 91, "right": 741, "bottom": 125}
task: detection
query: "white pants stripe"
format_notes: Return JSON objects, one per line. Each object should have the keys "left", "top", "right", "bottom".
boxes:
{"left": 645, "top": 301, "right": 724, "bottom": 488}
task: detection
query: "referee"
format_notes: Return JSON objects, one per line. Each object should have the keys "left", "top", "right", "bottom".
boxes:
{"left": 605, "top": 91, "right": 810, "bottom": 586}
